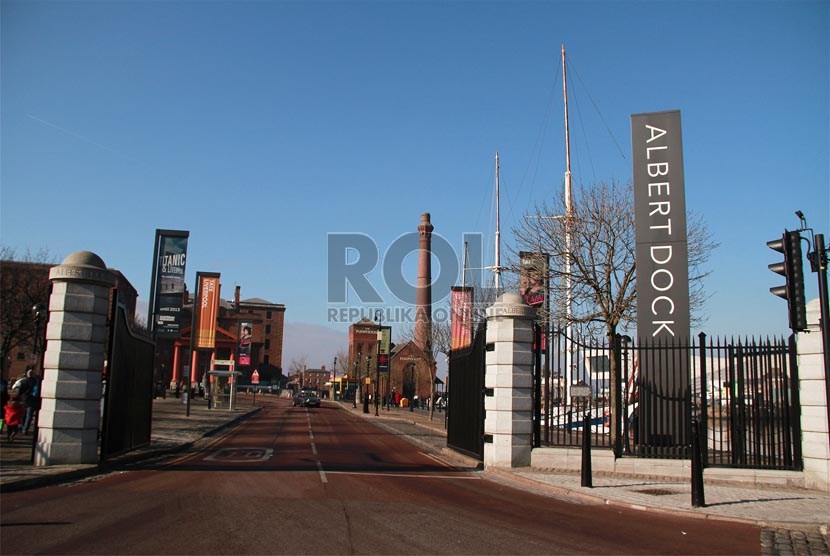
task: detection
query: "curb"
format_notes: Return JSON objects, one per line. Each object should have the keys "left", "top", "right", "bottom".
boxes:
{"left": 483, "top": 467, "right": 830, "bottom": 531}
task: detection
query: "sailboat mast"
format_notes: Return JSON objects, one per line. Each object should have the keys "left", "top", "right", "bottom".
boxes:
{"left": 562, "top": 44, "right": 574, "bottom": 403}
{"left": 494, "top": 151, "right": 501, "bottom": 294}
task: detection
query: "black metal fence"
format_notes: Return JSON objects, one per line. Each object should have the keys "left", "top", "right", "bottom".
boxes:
{"left": 101, "top": 295, "right": 155, "bottom": 460}
{"left": 540, "top": 331, "right": 802, "bottom": 471}
{"left": 447, "top": 322, "right": 487, "bottom": 461}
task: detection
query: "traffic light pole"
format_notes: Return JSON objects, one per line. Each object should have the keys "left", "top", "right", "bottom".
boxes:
{"left": 812, "top": 234, "right": 830, "bottom": 445}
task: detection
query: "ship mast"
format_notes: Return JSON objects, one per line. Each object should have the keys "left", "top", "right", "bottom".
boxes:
{"left": 562, "top": 44, "right": 575, "bottom": 404}
{"left": 494, "top": 151, "right": 502, "bottom": 294}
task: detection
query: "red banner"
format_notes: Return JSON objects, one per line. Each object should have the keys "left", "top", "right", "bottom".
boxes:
{"left": 451, "top": 287, "right": 473, "bottom": 352}
{"left": 193, "top": 273, "right": 221, "bottom": 350}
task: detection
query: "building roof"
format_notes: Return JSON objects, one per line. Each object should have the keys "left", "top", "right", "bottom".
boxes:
{"left": 240, "top": 297, "right": 285, "bottom": 308}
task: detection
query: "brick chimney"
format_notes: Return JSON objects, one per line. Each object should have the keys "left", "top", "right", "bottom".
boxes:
{"left": 415, "top": 213, "right": 433, "bottom": 350}
{"left": 234, "top": 285, "right": 240, "bottom": 312}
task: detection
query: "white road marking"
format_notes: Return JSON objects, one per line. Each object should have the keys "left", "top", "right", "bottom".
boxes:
{"left": 311, "top": 442, "right": 318, "bottom": 455}
{"left": 317, "top": 461, "right": 328, "bottom": 483}
{"left": 325, "top": 471, "right": 481, "bottom": 480}
{"left": 204, "top": 447, "right": 274, "bottom": 462}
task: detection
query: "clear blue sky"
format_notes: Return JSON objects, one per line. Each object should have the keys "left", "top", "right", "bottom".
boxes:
{"left": 2, "top": 1, "right": 828, "bottom": 367}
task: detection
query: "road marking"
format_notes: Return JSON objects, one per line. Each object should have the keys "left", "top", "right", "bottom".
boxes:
{"left": 324, "top": 471, "right": 481, "bottom": 480}
{"left": 420, "top": 451, "right": 454, "bottom": 468}
{"left": 317, "top": 461, "right": 328, "bottom": 483}
{"left": 204, "top": 447, "right": 274, "bottom": 462}
{"left": 311, "top": 442, "right": 318, "bottom": 455}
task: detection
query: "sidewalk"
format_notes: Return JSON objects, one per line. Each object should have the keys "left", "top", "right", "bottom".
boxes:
{"left": 0, "top": 394, "right": 261, "bottom": 493}
{"left": 340, "top": 400, "right": 830, "bottom": 536}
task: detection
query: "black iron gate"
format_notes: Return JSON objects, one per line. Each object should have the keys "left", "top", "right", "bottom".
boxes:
{"left": 101, "top": 294, "right": 155, "bottom": 460}
{"left": 540, "top": 330, "right": 802, "bottom": 471}
{"left": 447, "top": 322, "right": 486, "bottom": 461}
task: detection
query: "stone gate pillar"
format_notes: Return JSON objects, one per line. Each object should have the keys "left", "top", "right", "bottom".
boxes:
{"left": 484, "top": 292, "right": 536, "bottom": 468}
{"left": 798, "top": 298, "right": 830, "bottom": 491}
{"left": 36, "top": 251, "right": 114, "bottom": 466}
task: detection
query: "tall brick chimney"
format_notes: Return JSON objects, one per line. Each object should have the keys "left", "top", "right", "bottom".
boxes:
{"left": 415, "top": 213, "right": 433, "bottom": 350}
{"left": 234, "top": 285, "right": 240, "bottom": 312}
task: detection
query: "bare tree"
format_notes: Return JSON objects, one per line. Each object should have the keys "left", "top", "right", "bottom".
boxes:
{"left": 0, "top": 247, "right": 58, "bottom": 379}
{"left": 398, "top": 307, "right": 452, "bottom": 420}
{"left": 288, "top": 355, "right": 308, "bottom": 378}
{"left": 511, "top": 180, "right": 717, "bottom": 449}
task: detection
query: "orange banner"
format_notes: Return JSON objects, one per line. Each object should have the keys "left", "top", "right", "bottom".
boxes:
{"left": 451, "top": 287, "right": 473, "bottom": 352}
{"left": 193, "top": 273, "right": 221, "bottom": 350}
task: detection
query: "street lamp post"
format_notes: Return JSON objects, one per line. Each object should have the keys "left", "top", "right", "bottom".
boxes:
{"left": 352, "top": 359, "right": 358, "bottom": 408}
{"left": 410, "top": 363, "right": 415, "bottom": 413}
{"left": 333, "top": 356, "right": 337, "bottom": 400}
{"left": 363, "top": 355, "right": 371, "bottom": 414}
{"left": 374, "top": 310, "right": 382, "bottom": 417}
{"left": 30, "top": 303, "right": 47, "bottom": 463}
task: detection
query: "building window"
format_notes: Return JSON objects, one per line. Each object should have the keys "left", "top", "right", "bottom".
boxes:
{"left": 265, "top": 324, "right": 271, "bottom": 334}
{"left": 264, "top": 355, "right": 270, "bottom": 365}
{"left": 265, "top": 339, "right": 271, "bottom": 350}
{"left": 16, "top": 352, "right": 25, "bottom": 360}
{"left": 266, "top": 310, "right": 272, "bottom": 320}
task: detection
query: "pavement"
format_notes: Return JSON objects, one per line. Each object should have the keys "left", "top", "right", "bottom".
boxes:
{"left": 2, "top": 393, "right": 829, "bottom": 554}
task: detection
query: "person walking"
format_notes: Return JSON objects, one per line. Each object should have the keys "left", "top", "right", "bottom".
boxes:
{"left": 4, "top": 393, "right": 25, "bottom": 442}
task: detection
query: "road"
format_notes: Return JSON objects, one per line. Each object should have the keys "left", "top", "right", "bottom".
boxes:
{"left": 0, "top": 398, "right": 761, "bottom": 554}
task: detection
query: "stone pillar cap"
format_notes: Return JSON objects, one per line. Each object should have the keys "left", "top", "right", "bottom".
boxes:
{"left": 49, "top": 250, "right": 115, "bottom": 286}
{"left": 486, "top": 292, "right": 537, "bottom": 319}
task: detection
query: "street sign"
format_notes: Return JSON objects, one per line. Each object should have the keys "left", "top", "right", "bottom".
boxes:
{"left": 571, "top": 381, "right": 592, "bottom": 398}
{"left": 251, "top": 370, "right": 260, "bottom": 384}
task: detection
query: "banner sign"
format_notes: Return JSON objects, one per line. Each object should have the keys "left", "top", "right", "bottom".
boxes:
{"left": 451, "top": 286, "right": 473, "bottom": 351}
{"left": 151, "top": 229, "right": 189, "bottom": 336}
{"left": 377, "top": 326, "right": 391, "bottom": 372}
{"left": 238, "top": 321, "right": 253, "bottom": 366}
{"left": 631, "top": 109, "right": 691, "bottom": 453}
{"left": 519, "top": 252, "right": 548, "bottom": 308}
{"left": 192, "top": 272, "right": 221, "bottom": 350}
{"left": 631, "top": 110, "right": 691, "bottom": 341}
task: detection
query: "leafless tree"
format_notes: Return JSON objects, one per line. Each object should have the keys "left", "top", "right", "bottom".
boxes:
{"left": 288, "top": 355, "right": 308, "bottom": 377}
{"left": 398, "top": 307, "right": 453, "bottom": 420}
{"left": 0, "top": 247, "right": 58, "bottom": 378}
{"left": 511, "top": 180, "right": 717, "bottom": 448}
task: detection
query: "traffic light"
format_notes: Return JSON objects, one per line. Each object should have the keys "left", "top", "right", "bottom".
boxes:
{"left": 767, "top": 230, "right": 807, "bottom": 332}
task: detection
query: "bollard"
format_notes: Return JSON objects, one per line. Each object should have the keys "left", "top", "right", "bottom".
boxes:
{"left": 581, "top": 411, "right": 592, "bottom": 488}
{"left": 691, "top": 418, "right": 706, "bottom": 507}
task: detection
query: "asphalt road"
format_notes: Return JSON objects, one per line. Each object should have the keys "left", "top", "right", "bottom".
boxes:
{"left": 0, "top": 398, "right": 761, "bottom": 555}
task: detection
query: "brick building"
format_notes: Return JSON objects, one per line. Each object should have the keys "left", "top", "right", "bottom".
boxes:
{"left": 344, "top": 318, "right": 434, "bottom": 404}
{"left": 161, "top": 285, "right": 286, "bottom": 388}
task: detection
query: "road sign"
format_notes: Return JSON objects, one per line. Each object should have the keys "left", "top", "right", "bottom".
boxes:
{"left": 251, "top": 370, "right": 260, "bottom": 384}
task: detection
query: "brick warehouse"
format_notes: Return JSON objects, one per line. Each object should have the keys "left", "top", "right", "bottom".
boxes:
{"left": 159, "top": 285, "right": 285, "bottom": 388}
{"left": 343, "top": 317, "right": 435, "bottom": 404}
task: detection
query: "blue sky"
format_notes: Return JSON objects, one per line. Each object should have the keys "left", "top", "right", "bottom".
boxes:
{"left": 2, "top": 0, "right": 828, "bottom": 368}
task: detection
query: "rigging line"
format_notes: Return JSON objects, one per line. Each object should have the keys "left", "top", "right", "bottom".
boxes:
{"left": 570, "top": 73, "right": 598, "bottom": 184}
{"left": 472, "top": 157, "right": 495, "bottom": 235}
{"left": 567, "top": 56, "right": 627, "bottom": 161}
{"left": 514, "top": 61, "right": 562, "bottom": 209}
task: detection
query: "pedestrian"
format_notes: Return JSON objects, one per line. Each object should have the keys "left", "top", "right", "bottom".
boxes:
{"left": 0, "top": 377, "right": 8, "bottom": 433}
{"left": 16, "top": 369, "right": 37, "bottom": 435}
{"left": 23, "top": 375, "right": 40, "bottom": 434}
{"left": 4, "top": 393, "right": 25, "bottom": 442}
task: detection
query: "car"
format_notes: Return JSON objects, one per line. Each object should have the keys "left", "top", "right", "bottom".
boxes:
{"left": 301, "top": 394, "right": 321, "bottom": 408}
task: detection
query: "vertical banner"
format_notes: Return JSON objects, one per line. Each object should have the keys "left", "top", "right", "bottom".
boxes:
{"left": 451, "top": 286, "right": 473, "bottom": 351}
{"left": 631, "top": 110, "right": 690, "bottom": 341}
{"left": 377, "top": 326, "right": 391, "bottom": 372}
{"left": 519, "top": 251, "right": 548, "bottom": 308}
{"left": 238, "top": 321, "right": 253, "bottom": 366}
{"left": 192, "top": 272, "right": 221, "bottom": 350}
{"left": 631, "top": 110, "right": 691, "bottom": 455}
{"left": 150, "top": 229, "right": 189, "bottom": 336}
